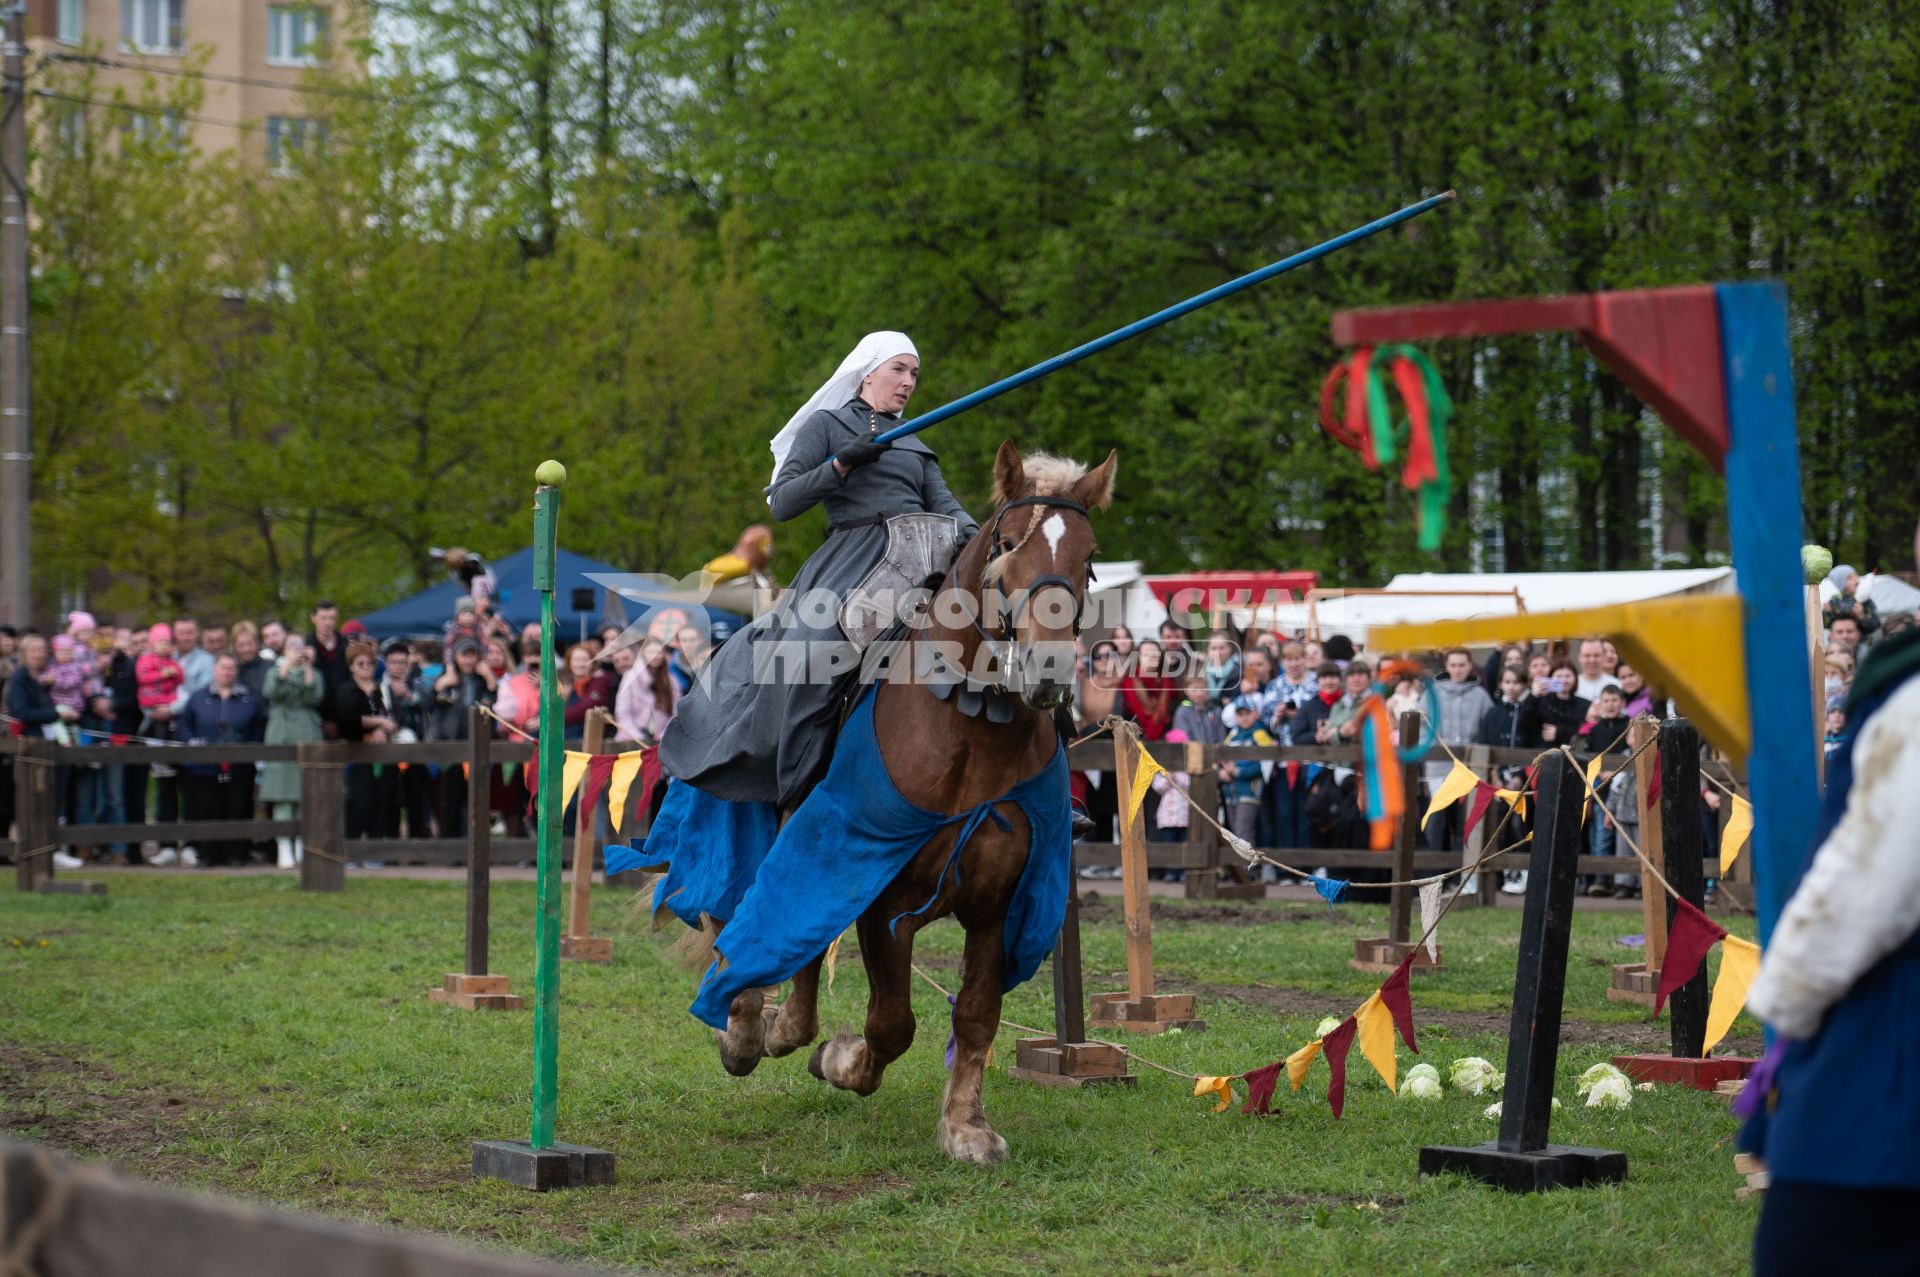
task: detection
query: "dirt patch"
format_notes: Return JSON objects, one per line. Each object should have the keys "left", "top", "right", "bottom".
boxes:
{"left": 1224, "top": 1189, "right": 1406, "bottom": 1225}
{"left": 1175, "top": 982, "right": 1763, "bottom": 1055}
{"left": 0, "top": 1044, "right": 205, "bottom": 1170}
{"left": 1076, "top": 896, "right": 1356, "bottom": 928}
{"left": 801, "top": 1171, "right": 911, "bottom": 1204}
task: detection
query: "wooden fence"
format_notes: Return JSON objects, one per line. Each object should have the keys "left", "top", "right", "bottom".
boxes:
{"left": 3, "top": 710, "right": 1740, "bottom": 902}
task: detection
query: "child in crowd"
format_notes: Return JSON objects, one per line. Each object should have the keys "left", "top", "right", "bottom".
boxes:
{"left": 1219, "top": 695, "right": 1272, "bottom": 845}
{"left": 135, "top": 624, "right": 185, "bottom": 733}
{"left": 1824, "top": 703, "right": 1846, "bottom": 758}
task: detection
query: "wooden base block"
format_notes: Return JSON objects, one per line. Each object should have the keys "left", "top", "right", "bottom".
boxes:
{"left": 428, "top": 972, "right": 524, "bottom": 1011}
{"left": 1008, "top": 1035, "right": 1135, "bottom": 1088}
{"left": 1419, "top": 1141, "right": 1627, "bottom": 1193}
{"left": 35, "top": 879, "right": 107, "bottom": 897}
{"left": 1605, "top": 962, "right": 1658, "bottom": 1007}
{"left": 1349, "top": 937, "right": 1443, "bottom": 974}
{"left": 560, "top": 935, "right": 614, "bottom": 963}
{"left": 1086, "top": 992, "right": 1205, "bottom": 1035}
{"left": 1610, "top": 1054, "right": 1757, "bottom": 1091}
{"left": 471, "top": 1139, "right": 615, "bottom": 1191}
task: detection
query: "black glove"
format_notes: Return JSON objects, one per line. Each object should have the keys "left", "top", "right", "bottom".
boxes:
{"left": 835, "top": 439, "right": 890, "bottom": 471}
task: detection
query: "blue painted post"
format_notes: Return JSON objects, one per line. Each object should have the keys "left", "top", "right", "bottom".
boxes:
{"left": 1715, "top": 282, "right": 1820, "bottom": 943}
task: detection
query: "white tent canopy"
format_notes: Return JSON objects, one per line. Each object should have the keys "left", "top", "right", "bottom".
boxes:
{"left": 1243, "top": 568, "right": 1735, "bottom": 648}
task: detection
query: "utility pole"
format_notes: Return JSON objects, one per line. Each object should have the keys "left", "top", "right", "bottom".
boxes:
{"left": 0, "top": 1, "right": 29, "bottom": 628}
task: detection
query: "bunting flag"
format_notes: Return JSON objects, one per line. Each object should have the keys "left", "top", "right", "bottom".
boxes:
{"left": 1421, "top": 761, "right": 1481, "bottom": 830}
{"left": 461, "top": 762, "right": 471, "bottom": 780}
{"left": 1285, "top": 761, "right": 1301, "bottom": 789}
{"left": 1494, "top": 787, "right": 1528, "bottom": 819}
{"left": 559, "top": 750, "right": 590, "bottom": 809}
{"left": 1358, "top": 697, "right": 1404, "bottom": 850}
{"left": 1417, "top": 882, "right": 1443, "bottom": 963}
{"left": 1126, "top": 746, "right": 1165, "bottom": 828}
{"left": 1241, "top": 1062, "right": 1284, "bottom": 1116}
{"left": 1322, "top": 1017, "right": 1359, "bottom": 1118}
{"left": 1703, "top": 935, "right": 1761, "bottom": 1055}
{"left": 1655, "top": 897, "right": 1729, "bottom": 1014}
{"left": 1644, "top": 753, "right": 1662, "bottom": 809}
{"left": 1284, "top": 1039, "right": 1322, "bottom": 1093}
{"left": 607, "top": 753, "right": 645, "bottom": 833}
{"left": 1719, "top": 796, "right": 1754, "bottom": 875}
{"left": 1582, "top": 754, "right": 1605, "bottom": 826}
{"left": 1352, "top": 991, "right": 1399, "bottom": 1094}
{"left": 502, "top": 761, "right": 518, "bottom": 786}
{"left": 1463, "top": 782, "right": 1498, "bottom": 838}
{"left": 1377, "top": 955, "right": 1419, "bottom": 1054}
{"left": 579, "top": 754, "right": 618, "bottom": 826}
{"left": 1313, "top": 876, "right": 1350, "bottom": 911}
{"left": 1194, "top": 1075, "right": 1234, "bottom": 1113}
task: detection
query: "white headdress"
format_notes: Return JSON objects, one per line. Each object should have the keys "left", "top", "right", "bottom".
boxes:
{"left": 767, "top": 331, "right": 917, "bottom": 488}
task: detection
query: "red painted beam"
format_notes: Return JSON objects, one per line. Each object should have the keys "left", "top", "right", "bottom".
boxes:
{"left": 1331, "top": 288, "right": 1730, "bottom": 469}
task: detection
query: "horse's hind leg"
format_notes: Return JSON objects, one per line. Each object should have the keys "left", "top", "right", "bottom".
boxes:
{"left": 762, "top": 953, "right": 824, "bottom": 1057}
{"left": 808, "top": 912, "right": 914, "bottom": 1097}
{"left": 716, "top": 986, "right": 769, "bottom": 1077}
{"left": 939, "top": 924, "right": 1008, "bottom": 1164}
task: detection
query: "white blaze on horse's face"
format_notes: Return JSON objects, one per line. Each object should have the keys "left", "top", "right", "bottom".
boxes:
{"left": 1041, "top": 514, "right": 1066, "bottom": 565}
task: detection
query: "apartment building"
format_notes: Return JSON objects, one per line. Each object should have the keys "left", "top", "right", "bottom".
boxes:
{"left": 24, "top": 0, "right": 346, "bottom": 168}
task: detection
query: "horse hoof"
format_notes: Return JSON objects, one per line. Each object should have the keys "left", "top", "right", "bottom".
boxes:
{"left": 807, "top": 1041, "right": 828, "bottom": 1081}
{"left": 939, "top": 1121, "right": 1008, "bottom": 1165}
{"left": 717, "top": 1029, "right": 762, "bottom": 1078}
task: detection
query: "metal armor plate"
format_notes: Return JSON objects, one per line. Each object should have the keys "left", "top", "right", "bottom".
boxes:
{"left": 839, "top": 513, "right": 958, "bottom": 649}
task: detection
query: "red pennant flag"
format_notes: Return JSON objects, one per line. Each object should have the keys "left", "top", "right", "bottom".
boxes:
{"left": 1463, "top": 782, "right": 1498, "bottom": 838}
{"left": 1377, "top": 955, "right": 1419, "bottom": 1054}
{"left": 1286, "top": 760, "right": 1300, "bottom": 790}
{"left": 109, "top": 733, "right": 130, "bottom": 746}
{"left": 1654, "top": 897, "right": 1728, "bottom": 1014}
{"left": 639, "top": 746, "right": 664, "bottom": 821}
{"left": 1645, "top": 755, "right": 1662, "bottom": 809}
{"left": 580, "top": 754, "right": 617, "bottom": 824}
{"left": 1322, "top": 1016, "right": 1358, "bottom": 1119}
{"left": 1241, "top": 1061, "right": 1284, "bottom": 1116}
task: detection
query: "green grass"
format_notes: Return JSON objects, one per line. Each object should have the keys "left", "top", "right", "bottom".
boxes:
{"left": 0, "top": 877, "right": 1760, "bottom": 1274}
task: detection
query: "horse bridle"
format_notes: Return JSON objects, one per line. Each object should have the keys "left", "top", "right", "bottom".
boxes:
{"left": 971, "top": 494, "right": 1098, "bottom": 659}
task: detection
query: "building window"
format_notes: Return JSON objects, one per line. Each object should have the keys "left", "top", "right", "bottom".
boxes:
{"left": 266, "top": 115, "right": 322, "bottom": 173}
{"left": 120, "top": 0, "right": 183, "bottom": 53}
{"left": 57, "top": 0, "right": 84, "bottom": 44}
{"left": 267, "top": 5, "right": 327, "bottom": 66}
{"left": 126, "top": 107, "right": 184, "bottom": 149}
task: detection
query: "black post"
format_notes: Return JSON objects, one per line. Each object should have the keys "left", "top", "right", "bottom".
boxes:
{"left": 465, "top": 706, "right": 492, "bottom": 976}
{"left": 1659, "top": 719, "right": 1709, "bottom": 1058}
{"left": 1052, "top": 846, "right": 1087, "bottom": 1045}
{"left": 1418, "top": 751, "right": 1626, "bottom": 1191}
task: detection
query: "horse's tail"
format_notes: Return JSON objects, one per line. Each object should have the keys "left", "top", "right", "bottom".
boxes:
{"left": 622, "top": 876, "right": 723, "bottom": 972}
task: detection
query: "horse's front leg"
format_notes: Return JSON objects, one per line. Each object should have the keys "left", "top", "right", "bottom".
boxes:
{"left": 939, "top": 923, "right": 1009, "bottom": 1164}
{"left": 808, "top": 911, "right": 914, "bottom": 1097}
{"left": 762, "top": 953, "right": 825, "bottom": 1057}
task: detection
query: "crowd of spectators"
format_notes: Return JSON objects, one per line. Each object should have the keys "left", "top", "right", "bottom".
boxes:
{"left": 0, "top": 590, "right": 712, "bottom": 869}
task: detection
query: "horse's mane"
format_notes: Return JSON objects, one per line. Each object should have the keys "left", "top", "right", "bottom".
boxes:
{"left": 991, "top": 452, "right": 1089, "bottom": 505}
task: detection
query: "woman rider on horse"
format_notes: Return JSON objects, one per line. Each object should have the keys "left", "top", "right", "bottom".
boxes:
{"left": 659, "top": 332, "right": 979, "bottom": 810}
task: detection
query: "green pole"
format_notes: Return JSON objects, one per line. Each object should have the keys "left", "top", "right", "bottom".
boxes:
{"left": 529, "top": 460, "right": 566, "bottom": 1149}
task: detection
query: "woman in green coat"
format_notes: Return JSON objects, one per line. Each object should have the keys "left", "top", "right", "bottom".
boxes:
{"left": 261, "top": 636, "right": 325, "bottom": 869}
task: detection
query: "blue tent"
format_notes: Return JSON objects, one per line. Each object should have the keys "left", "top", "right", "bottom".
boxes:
{"left": 358, "top": 547, "right": 626, "bottom": 641}
{"left": 358, "top": 546, "right": 747, "bottom": 645}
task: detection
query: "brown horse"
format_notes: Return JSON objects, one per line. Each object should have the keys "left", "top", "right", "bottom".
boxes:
{"left": 707, "top": 439, "right": 1115, "bottom": 1163}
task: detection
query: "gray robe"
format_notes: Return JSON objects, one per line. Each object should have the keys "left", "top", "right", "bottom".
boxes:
{"left": 659, "top": 399, "right": 979, "bottom": 807}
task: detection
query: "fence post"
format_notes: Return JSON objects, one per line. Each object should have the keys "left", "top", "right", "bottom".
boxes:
{"left": 1418, "top": 749, "right": 1626, "bottom": 1191}
{"left": 1608, "top": 719, "right": 1667, "bottom": 1006}
{"left": 562, "top": 708, "right": 613, "bottom": 963}
{"left": 1467, "top": 744, "right": 1499, "bottom": 907}
{"left": 1387, "top": 710, "right": 1422, "bottom": 945}
{"left": 298, "top": 741, "right": 346, "bottom": 892}
{"left": 1182, "top": 754, "right": 1223, "bottom": 900}
{"left": 1658, "top": 720, "right": 1709, "bottom": 1058}
{"left": 13, "top": 737, "right": 54, "bottom": 892}
{"left": 466, "top": 706, "right": 493, "bottom": 976}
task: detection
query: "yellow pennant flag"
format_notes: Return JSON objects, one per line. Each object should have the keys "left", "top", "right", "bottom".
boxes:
{"left": 607, "top": 753, "right": 645, "bottom": 833}
{"left": 1720, "top": 796, "right": 1754, "bottom": 875}
{"left": 1353, "top": 991, "right": 1398, "bottom": 1094}
{"left": 1421, "top": 761, "right": 1481, "bottom": 830}
{"left": 1194, "top": 1075, "right": 1234, "bottom": 1113}
{"left": 1494, "top": 788, "right": 1528, "bottom": 819}
{"left": 1125, "top": 747, "right": 1165, "bottom": 830}
{"left": 559, "top": 751, "right": 591, "bottom": 809}
{"left": 1285, "top": 1040, "right": 1322, "bottom": 1092}
{"left": 1703, "top": 935, "right": 1761, "bottom": 1055}
{"left": 1583, "top": 754, "right": 1605, "bottom": 826}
